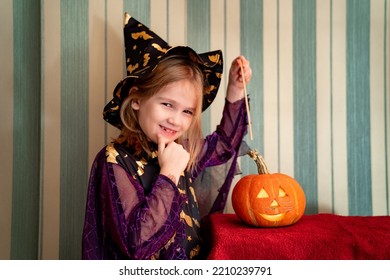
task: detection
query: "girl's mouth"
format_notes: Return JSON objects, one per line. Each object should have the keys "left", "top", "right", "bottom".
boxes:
{"left": 160, "top": 125, "right": 177, "bottom": 135}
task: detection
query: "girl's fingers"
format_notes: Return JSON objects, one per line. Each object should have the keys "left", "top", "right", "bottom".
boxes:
{"left": 157, "top": 134, "right": 167, "bottom": 154}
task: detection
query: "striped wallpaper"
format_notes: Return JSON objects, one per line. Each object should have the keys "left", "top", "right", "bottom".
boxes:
{"left": 0, "top": 0, "right": 388, "bottom": 260}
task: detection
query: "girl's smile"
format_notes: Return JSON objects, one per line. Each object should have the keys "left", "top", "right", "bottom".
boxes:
{"left": 159, "top": 125, "right": 177, "bottom": 136}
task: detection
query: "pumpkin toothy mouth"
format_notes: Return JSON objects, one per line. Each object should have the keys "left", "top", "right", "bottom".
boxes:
{"left": 260, "top": 213, "right": 286, "bottom": 222}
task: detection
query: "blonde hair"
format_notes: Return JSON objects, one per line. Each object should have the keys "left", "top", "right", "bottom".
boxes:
{"left": 115, "top": 55, "right": 205, "bottom": 172}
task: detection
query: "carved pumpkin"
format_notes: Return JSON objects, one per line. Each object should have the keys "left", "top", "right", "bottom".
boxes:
{"left": 232, "top": 150, "right": 306, "bottom": 227}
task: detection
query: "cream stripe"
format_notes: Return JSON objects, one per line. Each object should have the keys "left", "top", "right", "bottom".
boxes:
{"left": 224, "top": 0, "right": 240, "bottom": 214}
{"left": 168, "top": 0, "right": 186, "bottom": 46}
{"left": 278, "top": 0, "right": 294, "bottom": 177}
{"left": 316, "top": 0, "right": 332, "bottom": 213}
{"left": 89, "top": 0, "right": 106, "bottom": 167}
{"left": 106, "top": 2, "right": 124, "bottom": 142}
{"left": 370, "top": 0, "right": 387, "bottom": 215}
{"left": 210, "top": 0, "right": 225, "bottom": 132}
{"left": 150, "top": 0, "right": 167, "bottom": 40}
{"left": 41, "top": 0, "right": 61, "bottom": 259}
{"left": 332, "top": 0, "right": 348, "bottom": 215}
{"left": 263, "top": 0, "right": 278, "bottom": 172}
{"left": 0, "top": 0, "right": 13, "bottom": 260}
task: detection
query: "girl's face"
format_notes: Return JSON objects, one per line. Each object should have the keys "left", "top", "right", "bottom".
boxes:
{"left": 131, "top": 79, "right": 198, "bottom": 144}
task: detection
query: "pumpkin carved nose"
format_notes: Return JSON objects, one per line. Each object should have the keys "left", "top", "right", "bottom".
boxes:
{"left": 270, "top": 200, "right": 279, "bottom": 208}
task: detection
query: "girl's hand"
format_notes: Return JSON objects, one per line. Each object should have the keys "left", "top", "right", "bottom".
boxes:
{"left": 227, "top": 55, "right": 252, "bottom": 103}
{"left": 157, "top": 135, "right": 189, "bottom": 185}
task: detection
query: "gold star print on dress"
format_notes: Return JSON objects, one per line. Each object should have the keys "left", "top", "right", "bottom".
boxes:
{"left": 135, "top": 158, "right": 148, "bottom": 176}
{"left": 180, "top": 210, "right": 200, "bottom": 228}
{"left": 106, "top": 144, "right": 119, "bottom": 164}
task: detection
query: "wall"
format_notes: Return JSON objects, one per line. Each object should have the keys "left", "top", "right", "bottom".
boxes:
{"left": 0, "top": 0, "right": 389, "bottom": 260}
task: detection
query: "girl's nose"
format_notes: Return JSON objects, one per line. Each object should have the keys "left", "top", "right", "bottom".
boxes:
{"left": 167, "top": 114, "right": 180, "bottom": 126}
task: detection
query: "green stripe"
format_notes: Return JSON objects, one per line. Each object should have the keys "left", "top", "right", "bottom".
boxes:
{"left": 188, "top": 0, "right": 211, "bottom": 44}
{"left": 124, "top": 0, "right": 151, "bottom": 26}
{"left": 293, "top": 0, "right": 317, "bottom": 214}
{"left": 346, "top": 0, "right": 372, "bottom": 216}
{"left": 11, "top": 0, "right": 41, "bottom": 259}
{"left": 60, "top": 0, "right": 89, "bottom": 259}
{"left": 187, "top": 0, "right": 211, "bottom": 135}
{"left": 240, "top": 0, "right": 264, "bottom": 175}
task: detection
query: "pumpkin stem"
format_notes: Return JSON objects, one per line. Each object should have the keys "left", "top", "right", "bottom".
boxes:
{"left": 247, "top": 150, "right": 270, "bottom": 174}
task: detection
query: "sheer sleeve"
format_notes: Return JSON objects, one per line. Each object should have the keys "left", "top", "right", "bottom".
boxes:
{"left": 82, "top": 147, "right": 187, "bottom": 260}
{"left": 194, "top": 98, "right": 247, "bottom": 176}
{"left": 193, "top": 98, "right": 248, "bottom": 216}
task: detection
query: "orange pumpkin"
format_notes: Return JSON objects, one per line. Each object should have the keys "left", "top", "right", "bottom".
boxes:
{"left": 232, "top": 150, "right": 306, "bottom": 227}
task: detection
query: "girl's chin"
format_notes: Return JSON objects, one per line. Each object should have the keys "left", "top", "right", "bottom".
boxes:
{"left": 148, "top": 134, "right": 179, "bottom": 144}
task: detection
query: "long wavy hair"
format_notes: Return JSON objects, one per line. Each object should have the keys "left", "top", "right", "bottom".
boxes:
{"left": 115, "top": 55, "right": 205, "bottom": 172}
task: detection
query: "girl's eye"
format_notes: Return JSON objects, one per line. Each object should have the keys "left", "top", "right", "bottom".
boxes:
{"left": 162, "top": 102, "right": 172, "bottom": 108}
{"left": 183, "top": 110, "right": 193, "bottom": 116}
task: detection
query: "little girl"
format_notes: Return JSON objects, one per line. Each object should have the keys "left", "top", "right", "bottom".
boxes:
{"left": 82, "top": 14, "right": 252, "bottom": 260}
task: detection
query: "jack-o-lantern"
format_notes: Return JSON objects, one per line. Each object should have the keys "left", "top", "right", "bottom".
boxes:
{"left": 232, "top": 150, "right": 306, "bottom": 227}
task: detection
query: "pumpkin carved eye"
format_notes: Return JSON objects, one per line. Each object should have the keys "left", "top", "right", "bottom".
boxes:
{"left": 279, "top": 187, "right": 287, "bottom": 197}
{"left": 257, "top": 188, "right": 269, "bottom": 198}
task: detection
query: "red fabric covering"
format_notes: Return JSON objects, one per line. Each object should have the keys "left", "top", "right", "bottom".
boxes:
{"left": 202, "top": 213, "right": 390, "bottom": 260}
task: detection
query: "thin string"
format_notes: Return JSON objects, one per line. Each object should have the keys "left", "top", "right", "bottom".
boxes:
{"left": 239, "top": 63, "right": 253, "bottom": 141}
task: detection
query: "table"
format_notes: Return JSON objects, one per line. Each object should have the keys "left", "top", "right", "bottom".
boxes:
{"left": 201, "top": 213, "right": 390, "bottom": 259}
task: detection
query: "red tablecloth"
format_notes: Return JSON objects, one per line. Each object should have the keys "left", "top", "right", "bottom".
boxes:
{"left": 201, "top": 213, "right": 390, "bottom": 260}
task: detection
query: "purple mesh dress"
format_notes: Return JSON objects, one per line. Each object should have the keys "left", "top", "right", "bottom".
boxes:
{"left": 82, "top": 99, "right": 248, "bottom": 259}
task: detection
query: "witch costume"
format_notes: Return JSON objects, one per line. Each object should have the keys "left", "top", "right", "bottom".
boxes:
{"left": 82, "top": 13, "right": 248, "bottom": 260}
